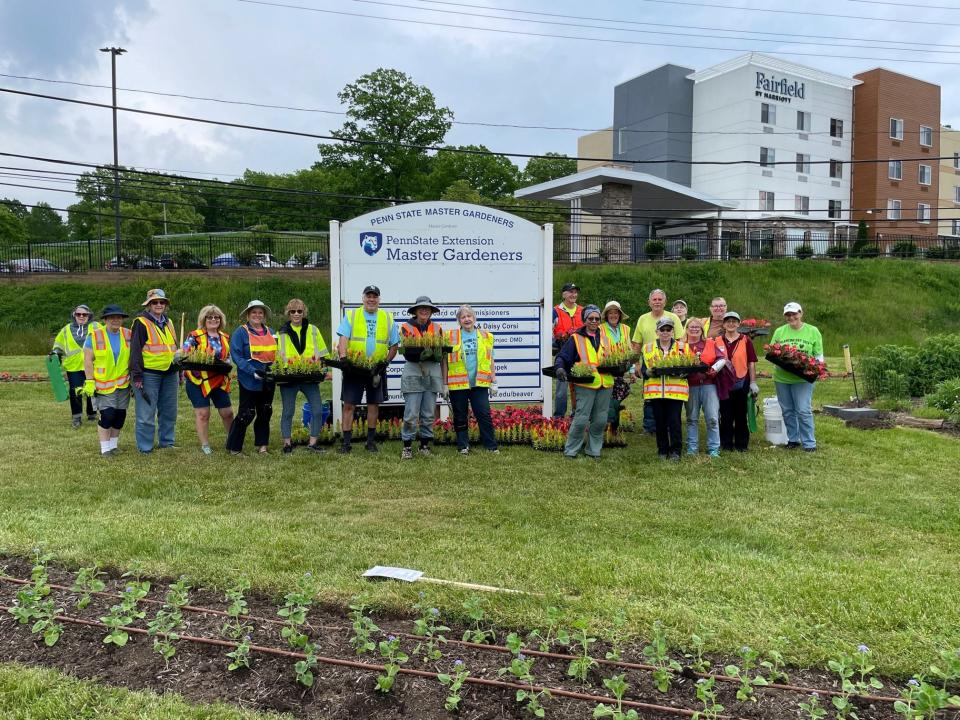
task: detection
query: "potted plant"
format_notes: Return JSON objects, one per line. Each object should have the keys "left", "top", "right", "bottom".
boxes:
{"left": 764, "top": 343, "right": 829, "bottom": 383}
{"left": 325, "top": 349, "right": 387, "bottom": 379}
{"left": 737, "top": 318, "right": 772, "bottom": 338}
{"left": 646, "top": 353, "right": 709, "bottom": 377}
{"left": 176, "top": 346, "right": 233, "bottom": 375}
{"left": 266, "top": 356, "right": 327, "bottom": 384}
{"left": 596, "top": 346, "right": 639, "bottom": 376}
{"left": 398, "top": 333, "right": 452, "bottom": 362}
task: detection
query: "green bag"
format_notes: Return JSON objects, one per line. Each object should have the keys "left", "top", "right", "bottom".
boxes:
{"left": 747, "top": 394, "right": 758, "bottom": 433}
{"left": 46, "top": 353, "right": 69, "bottom": 402}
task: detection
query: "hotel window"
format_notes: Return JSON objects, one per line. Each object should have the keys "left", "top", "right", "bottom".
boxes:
{"left": 920, "top": 126, "right": 933, "bottom": 147}
{"left": 761, "top": 103, "right": 776, "bottom": 125}
{"left": 795, "top": 153, "right": 810, "bottom": 174}
{"left": 830, "top": 118, "right": 844, "bottom": 138}
{"left": 890, "top": 118, "right": 904, "bottom": 140}
{"left": 953, "top": 219, "right": 960, "bottom": 235}
{"left": 919, "top": 164, "right": 932, "bottom": 185}
{"left": 888, "top": 199, "right": 901, "bottom": 219}
{"left": 955, "top": 186, "right": 960, "bottom": 203}
{"left": 828, "top": 200, "right": 842, "bottom": 218}
{"left": 918, "top": 203, "right": 931, "bottom": 223}
{"left": 889, "top": 160, "right": 902, "bottom": 180}
{"left": 796, "top": 111, "right": 811, "bottom": 132}
{"left": 760, "top": 147, "right": 775, "bottom": 167}
{"left": 829, "top": 160, "right": 843, "bottom": 179}
{"left": 795, "top": 195, "right": 810, "bottom": 215}
{"left": 759, "top": 191, "right": 775, "bottom": 211}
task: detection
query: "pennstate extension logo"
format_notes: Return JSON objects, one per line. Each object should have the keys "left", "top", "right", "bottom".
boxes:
{"left": 360, "top": 231, "right": 383, "bottom": 256}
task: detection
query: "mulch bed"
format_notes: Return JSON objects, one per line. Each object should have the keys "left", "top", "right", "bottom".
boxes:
{"left": 0, "top": 556, "right": 909, "bottom": 719}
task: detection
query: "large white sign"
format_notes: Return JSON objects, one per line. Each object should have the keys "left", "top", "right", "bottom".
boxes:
{"left": 330, "top": 202, "right": 554, "bottom": 420}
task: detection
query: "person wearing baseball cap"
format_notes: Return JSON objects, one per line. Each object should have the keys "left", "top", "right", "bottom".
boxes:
{"left": 129, "top": 288, "right": 179, "bottom": 453}
{"left": 226, "top": 300, "right": 277, "bottom": 455}
{"left": 631, "top": 289, "right": 682, "bottom": 434}
{"left": 554, "top": 304, "right": 615, "bottom": 459}
{"left": 551, "top": 281, "right": 584, "bottom": 418}
{"left": 771, "top": 302, "right": 823, "bottom": 451}
{"left": 671, "top": 299, "right": 689, "bottom": 332}
{"left": 717, "top": 310, "right": 758, "bottom": 452}
{"left": 334, "top": 285, "right": 400, "bottom": 453}
{"left": 53, "top": 304, "right": 101, "bottom": 427}
{"left": 81, "top": 305, "right": 131, "bottom": 456}
{"left": 641, "top": 316, "right": 695, "bottom": 461}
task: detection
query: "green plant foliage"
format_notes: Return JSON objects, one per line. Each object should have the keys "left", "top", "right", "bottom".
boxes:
{"left": 795, "top": 244, "right": 814, "bottom": 259}
{"left": 644, "top": 240, "right": 666, "bottom": 259}
{"left": 924, "top": 378, "right": 960, "bottom": 422}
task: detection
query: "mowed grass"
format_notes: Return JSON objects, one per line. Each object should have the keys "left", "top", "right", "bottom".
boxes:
{"left": 0, "top": 356, "right": 958, "bottom": 679}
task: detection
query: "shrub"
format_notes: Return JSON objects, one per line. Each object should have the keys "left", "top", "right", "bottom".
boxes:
{"left": 795, "top": 244, "right": 814, "bottom": 260}
{"left": 853, "top": 244, "right": 880, "bottom": 258}
{"left": 728, "top": 240, "right": 744, "bottom": 258}
{"left": 644, "top": 240, "right": 665, "bottom": 260}
{"left": 826, "top": 244, "right": 848, "bottom": 259}
{"left": 859, "top": 345, "right": 917, "bottom": 399}
{"left": 925, "top": 246, "right": 946, "bottom": 260}
{"left": 890, "top": 241, "right": 917, "bottom": 258}
{"left": 860, "top": 334, "right": 960, "bottom": 398}
{"left": 925, "top": 378, "right": 960, "bottom": 422}
{"left": 681, "top": 245, "right": 698, "bottom": 261}
{"left": 912, "top": 334, "right": 960, "bottom": 396}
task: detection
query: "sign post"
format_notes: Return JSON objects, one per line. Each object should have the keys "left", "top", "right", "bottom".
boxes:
{"left": 329, "top": 202, "right": 553, "bottom": 426}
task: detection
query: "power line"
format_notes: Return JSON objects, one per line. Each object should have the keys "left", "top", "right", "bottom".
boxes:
{"left": 234, "top": 0, "right": 960, "bottom": 65}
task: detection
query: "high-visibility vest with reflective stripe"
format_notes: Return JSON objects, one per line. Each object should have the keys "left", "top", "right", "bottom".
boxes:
{"left": 725, "top": 334, "right": 750, "bottom": 380}
{"left": 553, "top": 303, "right": 583, "bottom": 340}
{"left": 446, "top": 328, "right": 494, "bottom": 390}
{"left": 346, "top": 308, "right": 393, "bottom": 361}
{"left": 246, "top": 325, "right": 277, "bottom": 363}
{"left": 135, "top": 315, "right": 177, "bottom": 371}
{"left": 642, "top": 340, "right": 691, "bottom": 401}
{"left": 90, "top": 327, "right": 131, "bottom": 394}
{"left": 601, "top": 322, "right": 632, "bottom": 353}
{"left": 278, "top": 323, "right": 329, "bottom": 362}
{"left": 54, "top": 322, "right": 102, "bottom": 372}
{"left": 400, "top": 320, "right": 442, "bottom": 339}
{"left": 571, "top": 332, "right": 615, "bottom": 390}
{"left": 185, "top": 329, "right": 232, "bottom": 396}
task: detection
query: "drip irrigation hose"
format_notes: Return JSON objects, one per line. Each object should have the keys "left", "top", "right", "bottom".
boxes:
{"left": 0, "top": 604, "right": 747, "bottom": 720}
{"left": 0, "top": 574, "right": 900, "bottom": 704}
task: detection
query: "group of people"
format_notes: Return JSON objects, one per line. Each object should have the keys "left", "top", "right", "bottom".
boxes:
{"left": 551, "top": 283, "right": 823, "bottom": 460}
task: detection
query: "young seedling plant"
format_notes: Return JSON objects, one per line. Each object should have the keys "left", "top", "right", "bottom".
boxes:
{"left": 226, "top": 634, "right": 253, "bottom": 672}
{"left": 693, "top": 677, "right": 725, "bottom": 720}
{"left": 462, "top": 595, "right": 496, "bottom": 645}
{"left": 146, "top": 576, "right": 191, "bottom": 664}
{"left": 277, "top": 572, "right": 315, "bottom": 650}
{"left": 349, "top": 596, "right": 380, "bottom": 656}
{"left": 593, "top": 673, "right": 639, "bottom": 720}
{"left": 295, "top": 642, "right": 319, "bottom": 687}
{"left": 221, "top": 579, "right": 253, "bottom": 670}
{"left": 685, "top": 632, "right": 712, "bottom": 674}
{"left": 724, "top": 645, "right": 769, "bottom": 703}
{"left": 798, "top": 692, "right": 827, "bottom": 720}
{"left": 527, "top": 605, "right": 570, "bottom": 652}
{"left": 100, "top": 579, "right": 150, "bottom": 647}
{"left": 828, "top": 644, "right": 884, "bottom": 719}
{"left": 567, "top": 617, "right": 599, "bottom": 683}
{"left": 412, "top": 600, "right": 450, "bottom": 662}
{"left": 70, "top": 564, "right": 106, "bottom": 610}
{"left": 760, "top": 638, "right": 790, "bottom": 683}
{"left": 438, "top": 659, "right": 470, "bottom": 712}
{"left": 929, "top": 648, "right": 960, "bottom": 690}
{"left": 894, "top": 677, "right": 960, "bottom": 720}
{"left": 605, "top": 608, "right": 629, "bottom": 662}
{"left": 7, "top": 549, "right": 58, "bottom": 641}
{"left": 498, "top": 654, "right": 549, "bottom": 717}
{"left": 376, "top": 634, "right": 409, "bottom": 693}
{"left": 642, "top": 621, "right": 682, "bottom": 693}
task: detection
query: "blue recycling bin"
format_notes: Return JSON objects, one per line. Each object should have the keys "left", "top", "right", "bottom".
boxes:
{"left": 302, "top": 401, "right": 331, "bottom": 429}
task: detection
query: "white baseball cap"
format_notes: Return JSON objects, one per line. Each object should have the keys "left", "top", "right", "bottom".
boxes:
{"left": 783, "top": 302, "right": 803, "bottom": 314}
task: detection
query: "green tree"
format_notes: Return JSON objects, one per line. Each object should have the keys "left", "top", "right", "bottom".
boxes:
{"left": 521, "top": 152, "right": 577, "bottom": 186}
{"left": 440, "top": 180, "right": 485, "bottom": 205}
{"left": 1, "top": 197, "right": 28, "bottom": 220}
{"left": 0, "top": 205, "right": 26, "bottom": 247}
{"left": 423, "top": 145, "right": 520, "bottom": 200}
{"left": 318, "top": 68, "right": 454, "bottom": 199}
{"left": 23, "top": 202, "right": 67, "bottom": 244}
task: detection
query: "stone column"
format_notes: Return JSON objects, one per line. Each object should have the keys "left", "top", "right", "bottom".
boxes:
{"left": 599, "top": 182, "right": 632, "bottom": 262}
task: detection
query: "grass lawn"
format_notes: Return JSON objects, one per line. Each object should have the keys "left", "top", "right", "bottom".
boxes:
{"left": 1, "top": 354, "right": 958, "bottom": 693}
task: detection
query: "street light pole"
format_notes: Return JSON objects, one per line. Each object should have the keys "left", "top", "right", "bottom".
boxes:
{"left": 100, "top": 46, "right": 126, "bottom": 266}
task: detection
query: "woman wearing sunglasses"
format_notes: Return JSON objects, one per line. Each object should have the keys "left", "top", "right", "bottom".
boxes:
{"left": 53, "top": 304, "right": 101, "bottom": 427}
{"left": 277, "top": 298, "right": 329, "bottom": 454}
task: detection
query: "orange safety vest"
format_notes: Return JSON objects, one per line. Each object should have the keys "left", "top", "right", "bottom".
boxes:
{"left": 642, "top": 340, "right": 692, "bottom": 401}
{"left": 446, "top": 327, "right": 494, "bottom": 390}
{"left": 185, "top": 329, "right": 232, "bottom": 396}
{"left": 90, "top": 327, "right": 132, "bottom": 393}
{"left": 553, "top": 303, "right": 584, "bottom": 340}
{"left": 246, "top": 325, "right": 277, "bottom": 363}
{"left": 136, "top": 315, "right": 177, "bottom": 371}
{"left": 571, "top": 332, "right": 614, "bottom": 390}
{"left": 400, "top": 321, "right": 442, "bottom": 338}
{"left": 724, "top": 334, "right": 750, "bottom": 380}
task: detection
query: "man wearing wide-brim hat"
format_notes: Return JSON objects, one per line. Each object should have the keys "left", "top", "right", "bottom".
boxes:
{"left": 398, "top": 295, "right": 446, "bottom": 460}
{"left": 129, "top": 288, "right": 179, "bottom": 453}
{"left": 82, "top": 305, "right": 132, "bottom": 456}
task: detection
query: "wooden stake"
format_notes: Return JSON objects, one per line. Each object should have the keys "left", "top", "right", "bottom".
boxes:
{"left": 417, "top": 576, "right": 542, "bottom": 596}
{"left": 179, "top": 312, "right": 186, "bottom": 348}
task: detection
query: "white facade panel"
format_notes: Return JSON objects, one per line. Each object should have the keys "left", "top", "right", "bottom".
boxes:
{"left": 690, "top": 61, "right": 853, "bottom": 220}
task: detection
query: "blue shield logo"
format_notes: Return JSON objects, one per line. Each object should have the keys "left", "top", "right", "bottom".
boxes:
{"left": 360, "top": 231, "right": 383, "bottom": 256}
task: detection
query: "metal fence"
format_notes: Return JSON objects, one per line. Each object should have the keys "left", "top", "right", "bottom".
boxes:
{"left": 0, "top": 232, "right": 331, "bottom": 274}
{"left": 554, "top": 233, "right": 960, "bottom": 263}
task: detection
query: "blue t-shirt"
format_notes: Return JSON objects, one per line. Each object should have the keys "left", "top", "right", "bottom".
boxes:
{"left": 84, "top": 329, "right": 122, "bottom": 362}
{"left": 460, "top": 329, "right": 479, "bottom": 386}
{"left": 336, "top": 309, "right": 400, "bottom": 357}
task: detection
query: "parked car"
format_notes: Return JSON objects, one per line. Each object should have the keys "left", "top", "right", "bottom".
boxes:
{"left": 158, "top": 253, "right": 178, "bottom": 269}
{"left": 252, "top": 253, "right": 285, "bottom": 268}
{"left": 7, "top": 258, "right": 67, "bottom": 273}
{"left": 135, "top": 256, "right": 160, "bottom": 270}
{"left": 286, "top": 251, "right": 328, "bottom": 268}
{"left": 212, "top": 252, "right": 242, "bottom": 268}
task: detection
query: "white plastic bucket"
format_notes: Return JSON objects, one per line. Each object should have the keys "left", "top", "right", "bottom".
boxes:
{"left": 763, "top": 397, "right": 789, "bottom": 445}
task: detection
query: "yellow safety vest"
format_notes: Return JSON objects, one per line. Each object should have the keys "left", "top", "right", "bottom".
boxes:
{"left": 54, "top": 322, "right": 102, "bottom": 372}
{"left": 90, "top": 327, "right": 131, "bottom": 394}
{"left": 642, "top": 340, "right": 691, "bottom": 401}
{"left": 571, "top": 332, "right": 615, "bottom": 390}
{"left": 601, "top": 322, "right": 632, "bottom": 353}
{"left": 446, "top": 328, "right": 494, "bottom": 390}
{"left": 136, "top": 315, "right": 177, "bottom": 371}
{"left": 346, "top": 308, "right": 394, "bottom": 361}
{"left": 278, "top": 323, "right": 329, "bottom": 362}
{"left": 185, "top": 329, "right": 232, "bottom": 396}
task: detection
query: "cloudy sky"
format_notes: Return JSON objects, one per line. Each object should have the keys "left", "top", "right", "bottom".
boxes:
{"left": 2, "top": 0, "right": 960, "bottom": 214}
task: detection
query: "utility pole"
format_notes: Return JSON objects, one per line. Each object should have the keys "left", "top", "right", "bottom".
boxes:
{"left": 100, "top": 46, "right": 126, "bottom": 266}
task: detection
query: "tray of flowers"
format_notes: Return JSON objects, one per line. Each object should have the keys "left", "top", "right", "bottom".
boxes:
{"left": 175, "top": 347, "right": 233, "bottom": 375}
{"left": 398, "top": 333, "right": 453, "bottom": 362}
{"left": 596, "top": 347, "right": 640, "bottom": 376}
{"left": 764, "top": 343, "right": 829, "bottom": 383}
{"left": 324, "top": 350, "right": 387, "bottom": 380}
{"left": 646, "top": 354, "right": 709, "bottom": 378}
{"left": 265, "top": 357, "right": 328, "bottom": 385}
{"left": 541, "top": 362, "right": 597, "bottom": 385}
{"left": 738, "top": 318, "right": 772, "bottom": 337}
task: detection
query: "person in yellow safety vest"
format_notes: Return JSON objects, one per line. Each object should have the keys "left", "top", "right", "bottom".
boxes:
{"left": 642, "top": 317, "right": 694, "bottom": 461}
{"left": 226, "top": 300, "right": 277, "bottom": 455}
{"left": 129, "top": 288, "right": 179, "bottom": 453}
{"left": 335, "top": 285, "right": 399, "bottom": 454}
{"left": 554, "top": 304, "right": 615, "bottom": 459}
{"left": 182, "top": 304, "right": 234, "bottom": 455}
{"left": 53, "top": 304, "right": 101, "bottom": 427}
{"left": 443, "top": 304, "right": 499, "bottom": 455}
{"left": 600, "top": 300, "right": 637, "bottom": 433}
{"left": 81, "top": 305, "right": 131, "bottom": 456}
{"left": 277, "top": 298, "right": 329, "bottom": 455}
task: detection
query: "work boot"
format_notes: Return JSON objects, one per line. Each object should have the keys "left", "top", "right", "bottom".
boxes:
{"left": 365, "top": 440, "right": 379, "bottom": 453}
{"left": 72, "top": 415, "right": 82, "bottom": 429}
{"left": 338, "top": 442, "right": 352, "bottom": 454}
{"left": 401, "top": 446, "right": 413, "bottom": 460}
{"left": 418, "top": 442, "right": 432, "bottom": 456}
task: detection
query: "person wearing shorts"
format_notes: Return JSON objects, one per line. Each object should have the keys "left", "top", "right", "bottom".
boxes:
{"left": 182, "top": 304, "right": 234, "bottom": 455}
{"left": 82, "top": 305, "right": 132, "bottom": 456}
{"left": 335, "top": 285, "right": 399, "bottom": 453}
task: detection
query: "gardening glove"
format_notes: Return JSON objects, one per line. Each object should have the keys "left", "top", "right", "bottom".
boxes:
{"left": 555, "top": 367, "right": 568, "bottom": 383}
{"left": 82, "top": 379, "right": 96, "bottom": 397}
{"left": 711, "top": 359, "right": 727, "bottom": 372}
{"left": 51, "top": 348, "right": 65, "bottom": 360}
{"left": 749, "top": 381, "right": 760, "bottom": 396}
{"left": 253, "top": 372, "right": 264, "bottom": 381}
{"left": 442, "top": 384, "right": 450, "bottom": 404}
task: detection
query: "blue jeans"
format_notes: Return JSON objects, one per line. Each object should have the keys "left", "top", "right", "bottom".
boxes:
{"left": 686, "top": 384, "right": 720, "bottom": 454}
{"left": 450, "top": 386, "right": 497, "bottom": 450}
{"left": 642, "top": 400, "right": 656, "bottom": 433}
{"left": 775, "top": 381, "right": 816, "bottom": 449}
{"left": 402, "top": 391, "right": 437, "bottom": 441}
{"left": 134, "top": 370, "right": 178, "bottom": 452}
{"left": 553, "top": 379, "right": 570, "bottom": 418}
{"left": 280, "top": 382, "right": 323, "bottom": 439}
{"left": 564, "top": 386, "right": 612, "bottom": 458}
